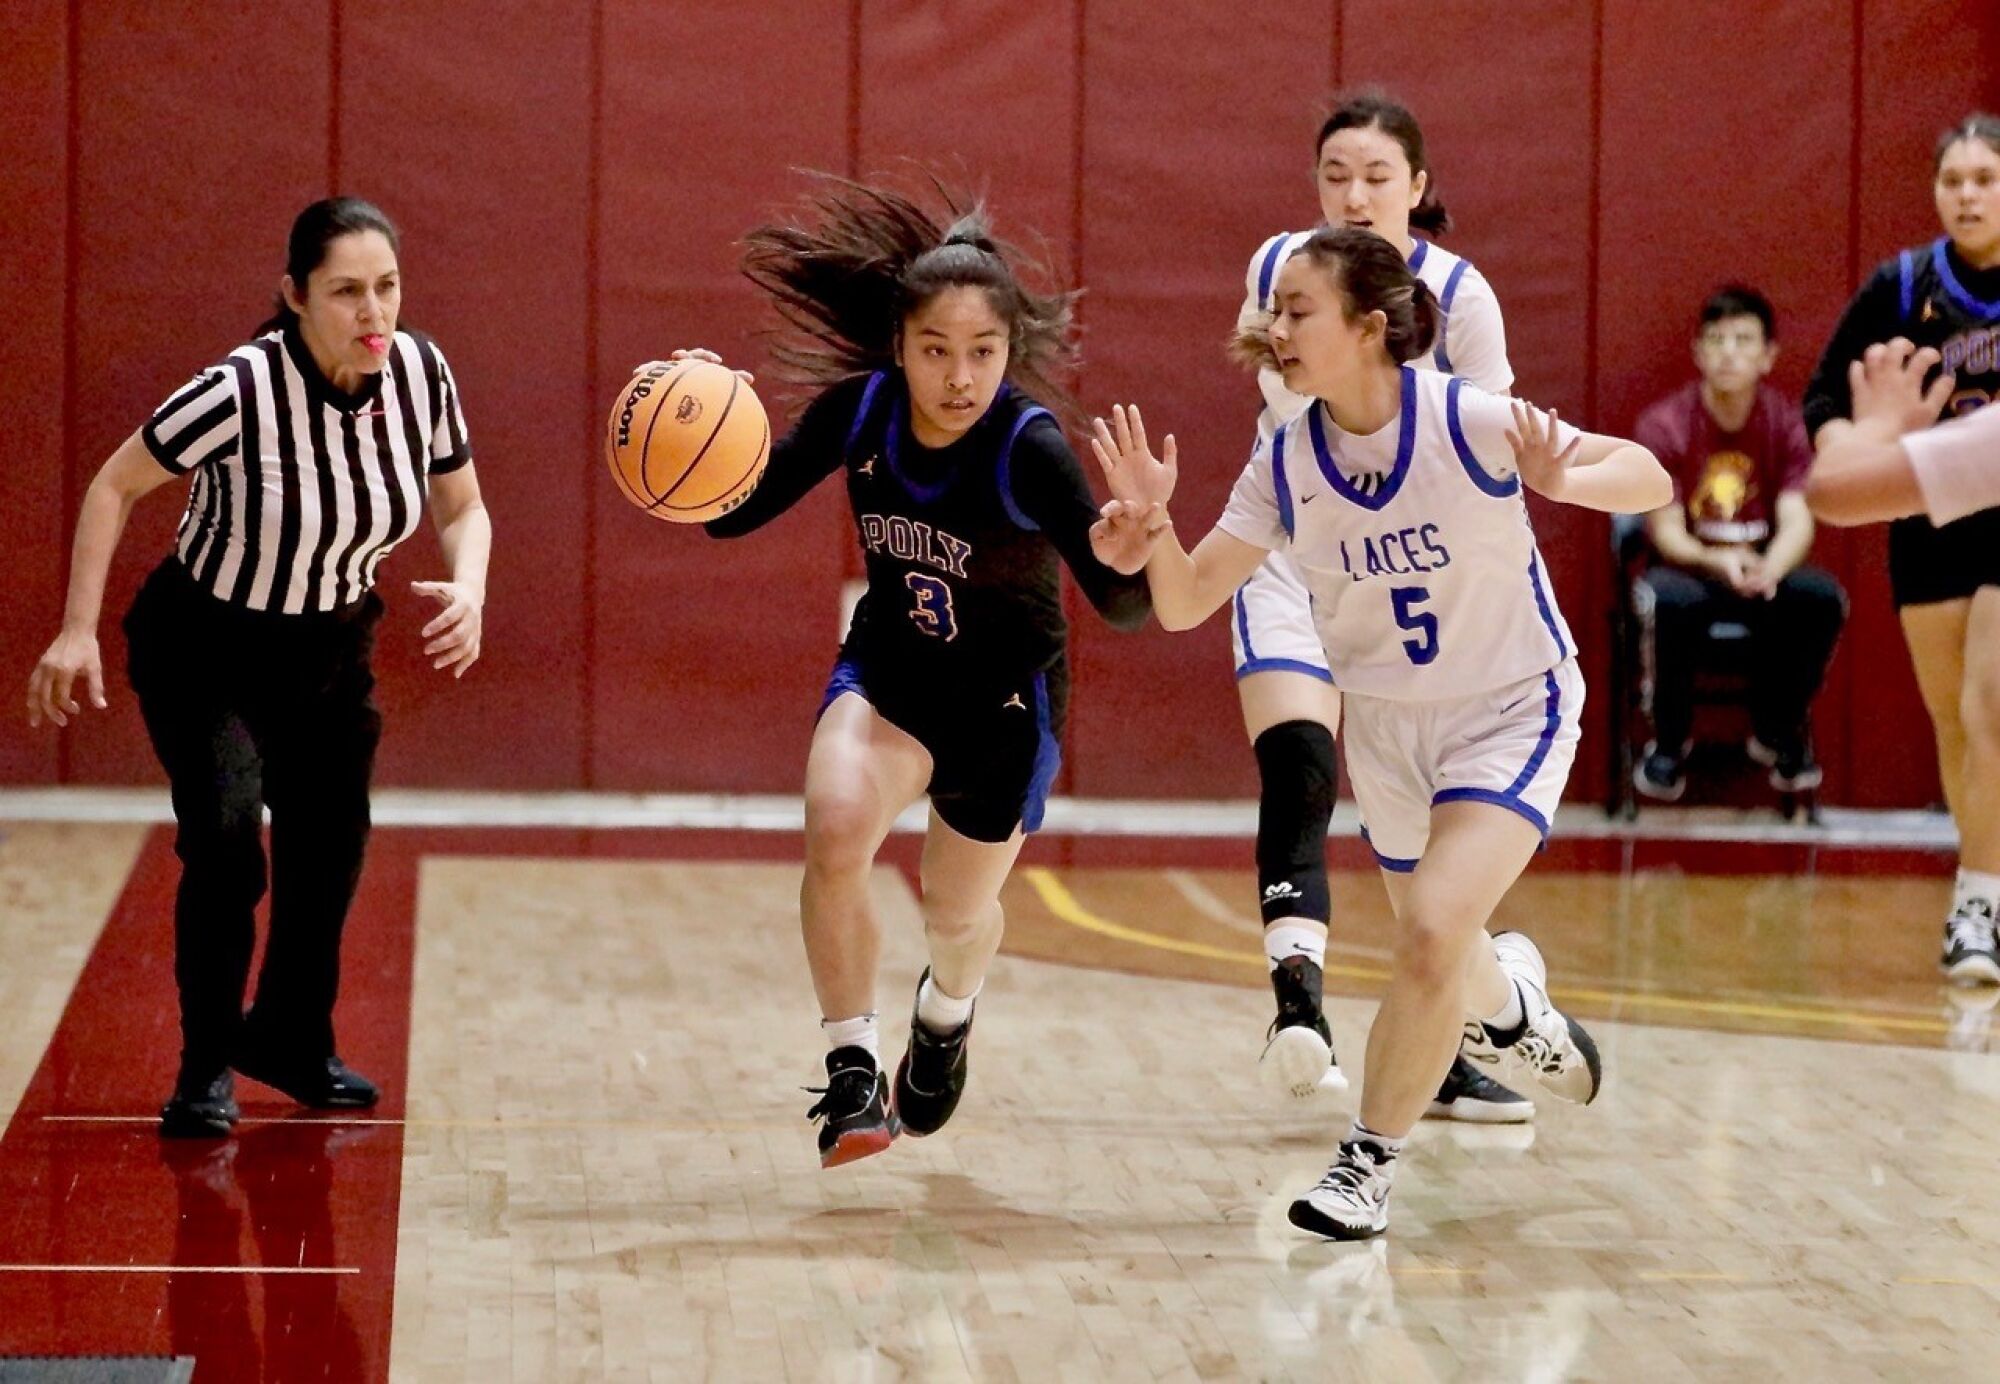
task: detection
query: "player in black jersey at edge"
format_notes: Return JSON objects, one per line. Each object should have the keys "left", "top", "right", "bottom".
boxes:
{"left": 1804, "top": 114, "right": 2000, "bottom": 985}
{"left": 663, "top": 177, "right": 1150, "bottom": 1167}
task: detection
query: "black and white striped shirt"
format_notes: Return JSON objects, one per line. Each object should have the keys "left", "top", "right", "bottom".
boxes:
{"left": 142, "top": 324, "right": 471, "bottom": 613}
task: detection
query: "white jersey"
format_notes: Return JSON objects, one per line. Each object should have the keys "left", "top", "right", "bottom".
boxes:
{"left": 1218, "top": 367, "right": 1576, "bottom": 701}
{"left": 1240, "top": 229, "right": 1513, "bottom": 443}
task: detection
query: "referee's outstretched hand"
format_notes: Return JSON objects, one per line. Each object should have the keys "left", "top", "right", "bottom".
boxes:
{"left": 26, "top": 629, "right": 106, "bottom": 729}
{"left": 412, "top": 581, "right": 483, "bottom": 679}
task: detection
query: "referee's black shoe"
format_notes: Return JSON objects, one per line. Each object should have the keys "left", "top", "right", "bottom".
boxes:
{"left": 233, "top": 1052, "right": 380, "bottom": 1110}
{"left": 160, "top": 1067, "right": 240, "bottom": 1139}
{"left": 893, "top": 971, "right": 974, "bottom": 1138}
{"left": 806, "top": 1046, "right": 897, "bottom": 1168}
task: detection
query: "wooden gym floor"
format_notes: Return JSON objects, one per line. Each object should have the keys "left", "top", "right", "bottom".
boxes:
{"left": 0, "top": 819, "right": 1995, "bottom": 1381}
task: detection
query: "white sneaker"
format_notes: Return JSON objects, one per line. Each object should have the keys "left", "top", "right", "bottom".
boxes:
{"left": 1288, "top": 1138, "right": 1395, "bottom": 1241}
{"left": 1461, "top": 933, "right": 1604, "bottom": 1105}
{"left": 1942, "top": 902, "right": 2000, "bottom": 985}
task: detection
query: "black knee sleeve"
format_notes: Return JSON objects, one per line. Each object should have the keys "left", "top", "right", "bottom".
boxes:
{"left": 1253, "top": 720, "right": 1337, "bottom": 926}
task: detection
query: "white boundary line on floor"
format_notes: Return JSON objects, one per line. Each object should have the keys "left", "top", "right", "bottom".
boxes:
{"left": 0, "top": 787, "right": 1958, "bottom": 849}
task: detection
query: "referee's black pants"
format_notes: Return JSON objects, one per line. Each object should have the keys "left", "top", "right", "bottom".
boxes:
{"left": 125, "top": 560, "right": 384, "bottom": 1079}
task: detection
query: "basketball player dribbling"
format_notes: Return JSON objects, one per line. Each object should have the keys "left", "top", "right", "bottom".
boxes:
{"left": 664, "top": 177, "right": 1150, "bottom": 1168}
{"left": 1089, "top": 228, "right": 1671, "bottom": 1239}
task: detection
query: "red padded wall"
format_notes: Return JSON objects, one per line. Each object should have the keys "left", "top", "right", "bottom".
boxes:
{"left": 0, "top": 0, "right": 67, "bottom": 784}
{"left": 340, "top": 2, "right": 593, "bottom": 788}
{"left": 590, "top": 1, "right": 852, "bottom": 791}
{"left": 8, "top": 0, "right": 2000, "bottom": 804}
{"left": 1067, "top": 1, "right": 1332, "bottom": 799}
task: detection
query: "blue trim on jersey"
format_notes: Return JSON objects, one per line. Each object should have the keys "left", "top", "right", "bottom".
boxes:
{"left": 1020, "top": 670, "right": 1062, "bottom": 833}
{"left": 1931, "top": 237, "right": 2000, "bottom": 319}
{"left": 1409, "top": 240, "right": 1429, "bottom": 273}
{"left": 1359, "top": 825, "right": 1419, "bottom": 873}
{"left": 1270, "top": 424, "right": 1296, "bottom": 538}
{"left": 1307, "top": 367, "right": 1417, "bottom": 511}
{"left": 1256, "top": 233, "right": 1293, "bottom": 312}
{"left": 1431, "top": 787, "right": 1551, "bottom": 840}
{"left": 1899, "top": 250, "right": 1916, "bottom": 322}
{"left": 845, "top": 372, "right": 887, "bottom": 459}
{"left": 1236, "top": 657, "right": 1334, "bottom": 683}
{"left": 1527, "top": 552, "right": 1571, "bottom": 660}
{"left": 1233, "top": 588, "right": 1258, "bottom": 659}
{"left": 996, "top": 406, "right": 1053, "bottom": 532}
{"left": 1435, "top": 260, "right": 1470, "bottom": 373}
{"left": 818, "top": 658, "right": 870, "bottom": 720}
{"left": 1445, "top": 377, "right": 1521, "bottom": 498}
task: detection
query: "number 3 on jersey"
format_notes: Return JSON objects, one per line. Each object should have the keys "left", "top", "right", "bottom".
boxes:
{"left": 1391, "top": 586, "right": 1439, "bottom": 666}
{"left": 906, "top": 573, "right": 959, "bottom": 642}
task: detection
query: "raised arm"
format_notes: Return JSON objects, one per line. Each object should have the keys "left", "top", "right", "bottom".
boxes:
{"left": 1007, "top": 420, "right": 1151, "bottom": 631}
{"left": 1087, "top": 404, "right": 1274, "bottom": 631}
{"left": 1807, "top": 338, "right": 1967, "bottom": 526}
{"left": 1511, "top": 403, "right": 1672, "bottom": 514}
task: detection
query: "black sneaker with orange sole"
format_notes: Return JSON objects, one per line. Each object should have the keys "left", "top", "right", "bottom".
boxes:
{"left": 806, "top": 1045, "right": 898, "bottom": 1168}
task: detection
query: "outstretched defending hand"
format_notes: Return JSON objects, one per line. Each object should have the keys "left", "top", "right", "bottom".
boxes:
{"left": 412, "top": 581, "right": 483, "bottom": 679}
{"left": 1849, "top": 338, "right": 1953, "bottom": 434}
{"left": 1089, "top": 404, "right": 1178, "bottom": 511}
{"left": 1505, "top": 401, "right": 1582, "bottom": 501}
{"left": 633, "top": 348, "right": 756, "bottom": 385}
{"left": 1089, "top": 498, "right": 1171, "bottom": 574}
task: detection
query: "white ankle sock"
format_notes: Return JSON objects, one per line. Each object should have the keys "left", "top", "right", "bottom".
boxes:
{"left": 1953, "top": 868, "right": 2000, "bottom": 917}
{"left": 1349, "top": 1120, "right": 1405, "bottom": 1168}
{"left": 1265, "top": 920, "right": 1328, "bottom": 972}
{"left": 915, "top": 975, "right": 978, "bottom": 1034}
{"left": 1484, "top": 981, "right": 1526, "bottom": 1034}
{"left": 821, "top": 1014, "right": 879, "bottom": 1062}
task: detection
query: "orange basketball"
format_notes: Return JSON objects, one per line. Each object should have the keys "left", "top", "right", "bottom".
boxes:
{"left": 605, "top": 359, "right": 771, "bottom": 524}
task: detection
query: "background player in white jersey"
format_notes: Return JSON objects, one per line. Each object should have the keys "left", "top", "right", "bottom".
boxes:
{"left": 1085, "top": 228, "right": 1671, "bottom": 1239}
{"left": 1233, "top": 93, "right": 1526, "bottom": 1122}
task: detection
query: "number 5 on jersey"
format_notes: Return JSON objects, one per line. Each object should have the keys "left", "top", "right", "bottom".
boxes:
{"left": 906, "top": 573, "right": 959, "bottom": 642}
{"left": 1391, "top": 586, "right": 1439, "bottom": 666}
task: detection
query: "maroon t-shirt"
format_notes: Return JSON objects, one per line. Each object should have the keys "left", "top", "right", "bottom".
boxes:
{"left": 1633, "top": 382, "right": 1814, "bottom": 549}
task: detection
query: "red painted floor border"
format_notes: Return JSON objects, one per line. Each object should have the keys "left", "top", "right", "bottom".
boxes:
{"left": 0, "top": 826, "right": 420, "bottom": 1381}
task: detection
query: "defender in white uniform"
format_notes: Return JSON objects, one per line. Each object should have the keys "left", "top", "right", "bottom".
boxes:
{"left": 1229, "top": 94, "right": 1528, "bottom": 1125}
{"left": 1087, "top": 227, "right": 1671, "bottom": 1241}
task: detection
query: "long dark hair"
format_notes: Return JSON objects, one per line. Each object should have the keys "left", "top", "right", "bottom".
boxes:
{"left": 1231, "top": 227, "right": 1440, "bottom": 371}
{"left": 1936, "top": 112, "right": 2000, "bottom": 172}
{"left": 741, "top": 174, "right": 1078, "bottom": 412}
{"left": 255, "top": 197, "right": 400, "bottom": 336}
{"left": 1317, "top": 91, "right": 1450, "bottom": 237}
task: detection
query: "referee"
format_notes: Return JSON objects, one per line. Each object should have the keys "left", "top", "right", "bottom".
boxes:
{"left": 25, "top": 197, "right": 493, "bottom": 1136}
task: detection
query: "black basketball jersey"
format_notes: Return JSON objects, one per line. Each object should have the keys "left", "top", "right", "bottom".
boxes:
{"left": 706, "top": 372, "right": 1149, "bottom": 684}
{"left": 1806, "top": 238, "right": 2000, "bottom": 437}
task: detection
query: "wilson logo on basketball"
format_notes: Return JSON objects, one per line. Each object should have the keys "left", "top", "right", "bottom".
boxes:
{"left": 614, "top": 364, "right": 669, "bottom": 448}
{"left": 676, "top": 396, "right": 704, "bottom": 425}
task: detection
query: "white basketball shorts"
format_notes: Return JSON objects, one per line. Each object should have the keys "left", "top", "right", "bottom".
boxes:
{"left": 1342, "top": 658, "right": 1584, "bottom": 870}
{"left": 1230, "top": 550, "right": 1331, "bottom": 682}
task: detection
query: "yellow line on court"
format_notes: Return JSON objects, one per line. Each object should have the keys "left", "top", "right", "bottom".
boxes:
{"left": 1019, "top": 868, "right": 1951, "bottom": 1038}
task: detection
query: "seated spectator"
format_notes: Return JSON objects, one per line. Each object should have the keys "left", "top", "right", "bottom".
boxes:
{"left": 1631, "top": 285, "right": 1849, "bottom": 801}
